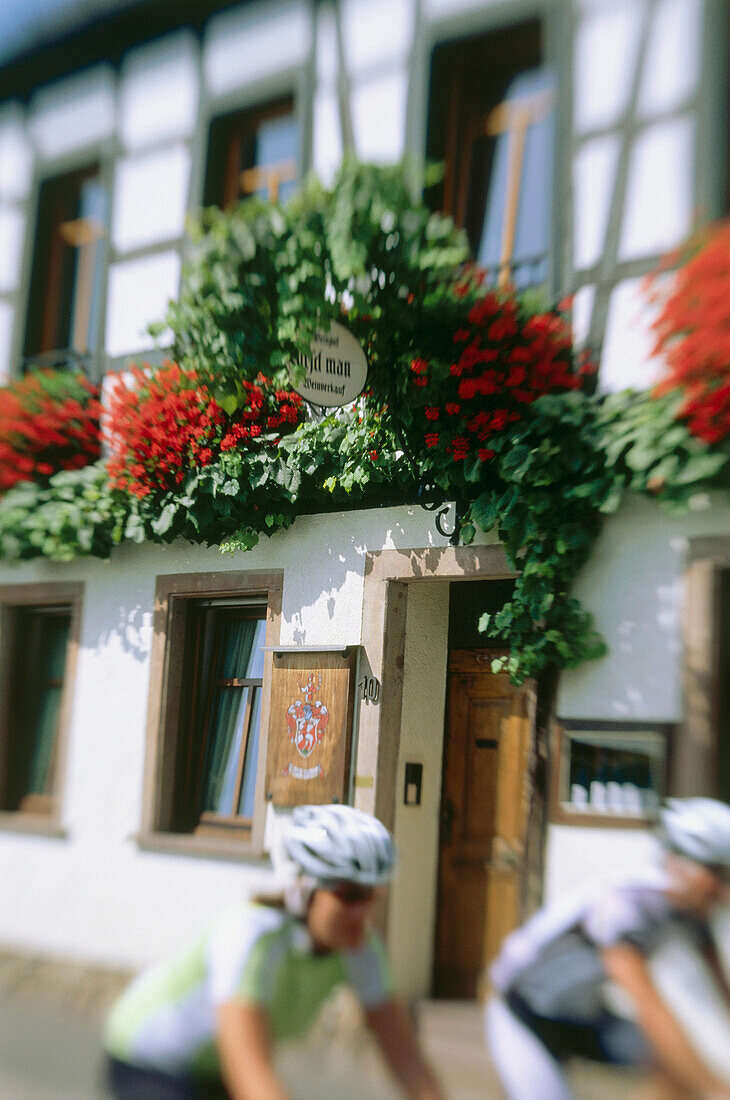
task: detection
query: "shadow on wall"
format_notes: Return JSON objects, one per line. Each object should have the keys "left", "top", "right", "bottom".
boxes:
{"left": 96, "top": 604, "right": 150, "bottom": 662}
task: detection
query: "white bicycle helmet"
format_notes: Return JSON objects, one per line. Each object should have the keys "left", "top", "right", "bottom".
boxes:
{"left": 285, "top": 804, "right": 396, "bottom": 887}
{"left": 660, "top": 798, "right": 730, "bottom": 868}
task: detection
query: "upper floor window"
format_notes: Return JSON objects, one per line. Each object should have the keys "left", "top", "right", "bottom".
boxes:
{"left": 23, "top": 165, "right": 108, "bottom": 374}
{"left": 426, "top": 20, "right": 553, "bottom": 288}
{"left": 204, "top": 96, "right": 299, "bottom": 209}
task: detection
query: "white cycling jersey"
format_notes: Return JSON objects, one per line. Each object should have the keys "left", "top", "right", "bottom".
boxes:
{"left": 105, "top": 902, "right": 392, "bottom": 1080}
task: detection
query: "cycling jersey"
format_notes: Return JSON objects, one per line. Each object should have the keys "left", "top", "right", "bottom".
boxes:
{"left": 487, "top": 865, "right": 716, "bottom": 1097}
{"left": 491, "top": 865, "right": 713, "bottom": 1015}
{"left": 105, "top": 903, "right": 393, "bottom": 1081}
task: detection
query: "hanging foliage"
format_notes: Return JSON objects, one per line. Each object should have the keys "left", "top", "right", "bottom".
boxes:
{"left": 158, "top": 158, "right": 472, "bottom": 414}
{"left": 6, "top": 162, "right": 730, "bottom": 685}
{"left": 396, "top": 289, "right": 589, "bottom": 493}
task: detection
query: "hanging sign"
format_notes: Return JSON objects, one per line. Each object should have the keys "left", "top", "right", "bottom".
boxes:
{"left": 290, "top": 322, "right": 368, "bottom": 408}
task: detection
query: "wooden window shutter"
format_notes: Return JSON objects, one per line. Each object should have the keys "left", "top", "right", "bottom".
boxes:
{"left": 265, "top": 650, "right": 357, "bottom": 806}
{"left": 679, "top": 559, "right": 721, "bottom": 796}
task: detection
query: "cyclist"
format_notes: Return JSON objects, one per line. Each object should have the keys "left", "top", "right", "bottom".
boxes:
{"left": 486, "top": 797, "right": 730, "bottom": 1100}
{"left": 104, "top": 803, "right": 446, "bottom": 1100}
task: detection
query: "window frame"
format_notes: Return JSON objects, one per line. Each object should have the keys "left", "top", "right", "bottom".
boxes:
{"left": 681, "top": 539, "right": 730, "bottom": 801}
{"left": 417, "top": 1, "right": 567, "bottom": 300}
{"left": 21, "top": 160, "right": 110, "bottom": 376}
{"left": 17, "top": 148, "right": 113, "bottom": 385}
{"left": 140, "top": 571, "right": 283, "bottom": 861}
{"left": 550, "top": 718, "right": 674, "bottom": 829}
{"left": 202, "top": 92, "right": 301, "bottom": 210}
{"left": 0, "top": 582, "right": 82, "bottom": 834}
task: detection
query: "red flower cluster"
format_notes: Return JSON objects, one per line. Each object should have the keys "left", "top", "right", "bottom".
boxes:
{"left": 0, "top": 370, "right": 101, "bottom": 493}
{"left": 408, "top": 291, "right": 580, "bottom": 465}
{"left": 106, "top": 363, "right": 305, "bottom": 499}
{"left": 106, "top": 362, "right": 225, "bottom": 498}
{"left": 220, "top": 381, "right": 302, "bottom": 451}
{"left": 651, "top": 223, "right": 730, "bottom": 444}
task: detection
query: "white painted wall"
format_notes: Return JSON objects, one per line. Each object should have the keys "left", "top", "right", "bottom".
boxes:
{"left": 119, "top": 32, "right": 200, "bottom": 152}
{"left": 0, "top": 505, "right": 457, "bottom": 968}
{"left": 28, "top": 66, "right": 116, "bottom": 161}
{"left": 1, "top": 485, "right": 727, "bottom": 981}
{"left": 203, "top": 0, "right": 312, "bottom": 99}
{"left": 558, "top": 493, "right": 730, "bottom": 721}
{"left": 112, "top": 146, "right": 191, "bottom": 253}
{"left": 0, "top": 106, "right": 33, "bottom": 201}
{"left": 547, "top": 493, "right": 730, "bottom": 898}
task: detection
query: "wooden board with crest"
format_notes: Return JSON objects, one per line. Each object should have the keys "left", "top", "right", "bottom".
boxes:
{"left": 265, "top": 649, "right": 357, "bottom": 806}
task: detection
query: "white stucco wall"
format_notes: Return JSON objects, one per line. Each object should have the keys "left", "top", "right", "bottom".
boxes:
{"left": 546, "top": 493, "right": 730, "bottom": 897}
{"left": 558, "top": 493, "right": 730, "bottom": 721}
{"left": 0, "top": 505, "right": 460, "bottom": 968}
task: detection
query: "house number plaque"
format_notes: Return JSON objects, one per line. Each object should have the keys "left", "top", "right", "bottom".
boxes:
{"left": 358, "top": 675, "right": 381, "bottom": 704}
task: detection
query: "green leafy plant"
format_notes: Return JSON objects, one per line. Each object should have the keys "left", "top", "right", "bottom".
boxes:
{"left": 160, "top": 158, "right": 471, "bottom": 413}
{"left": 0, "top": 462, "right": 127, "bottom": 561}
{"left": 9, "top": 163, "right": 730, "bottom": 688}
{"left": 462, "top": 392, "right": 619, "bottom": 682}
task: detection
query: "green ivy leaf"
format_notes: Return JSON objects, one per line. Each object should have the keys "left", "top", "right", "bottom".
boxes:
{"left": 470, "top": 493, "right": 499, "bottom": 532}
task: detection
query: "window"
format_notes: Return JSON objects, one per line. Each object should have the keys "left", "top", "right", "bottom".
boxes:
{"left": 142, "top": 573, "right": 282, "bottom": 855}
{"left": 426, "top": 20, "right": 553, "bottom": 288}
{"left": 204, "top": 96, "right": 299, "bottom": 209}
{"left": 552, "top": 720, "right": 671, "bottom": 826}
{"left": 0, "top": 584, "right": 81, "bottom": 822}
{"left": 24, "top": 164, "right": 108, "bottom": 373}
{"left": 188, "top": 602, "right": 266, "bottom": 831}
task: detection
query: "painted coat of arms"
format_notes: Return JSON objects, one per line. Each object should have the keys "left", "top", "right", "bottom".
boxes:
{"left": 284, "top": 673, "right": 330, "bottom": 779}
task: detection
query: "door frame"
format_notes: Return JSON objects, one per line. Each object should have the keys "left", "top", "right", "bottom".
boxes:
{"left": 355, "top": 544, "right": 543, "bottom": 945}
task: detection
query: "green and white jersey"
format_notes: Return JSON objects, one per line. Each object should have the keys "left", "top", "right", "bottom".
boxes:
{"left": 104, "top": 903, "right": 393, "bottom": 1078}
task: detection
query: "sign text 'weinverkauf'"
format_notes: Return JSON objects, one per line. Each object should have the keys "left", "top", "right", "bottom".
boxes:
{"left": 290, "top": 321, "right": 368, "bottom": 407}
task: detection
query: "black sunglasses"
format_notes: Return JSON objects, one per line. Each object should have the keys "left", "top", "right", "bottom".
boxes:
{"left": 328, "top": 882, "right": 377, "bottom": 904}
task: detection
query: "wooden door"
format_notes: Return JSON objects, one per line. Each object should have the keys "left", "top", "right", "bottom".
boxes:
{"left": 432, "top": 651, "right": 531, "bottom": 999}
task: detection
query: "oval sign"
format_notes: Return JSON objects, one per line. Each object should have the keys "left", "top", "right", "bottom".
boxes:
{"left": 290, "top": 322, "right": 368, "bottom": 408}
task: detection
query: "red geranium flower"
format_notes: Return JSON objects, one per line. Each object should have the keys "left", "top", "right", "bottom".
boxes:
{"left": 0, "top": 369, "right": 101, "bottom": 493}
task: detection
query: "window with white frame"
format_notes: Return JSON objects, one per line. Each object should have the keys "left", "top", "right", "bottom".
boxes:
{"left": 553, "top": 720, "right": 671, "bottom": 825}
{"left": 23, "top": 164, "right": 108, "bottom": 375}
{"left": 426, "top": 19, "right": 553, "bottom": 289}
{"left": 203, "top": 95, "right": 300, "bottom": 209}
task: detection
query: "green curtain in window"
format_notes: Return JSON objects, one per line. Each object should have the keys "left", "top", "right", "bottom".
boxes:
{"left": 201, "top": 618, "right": 257, "bottom": 814}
